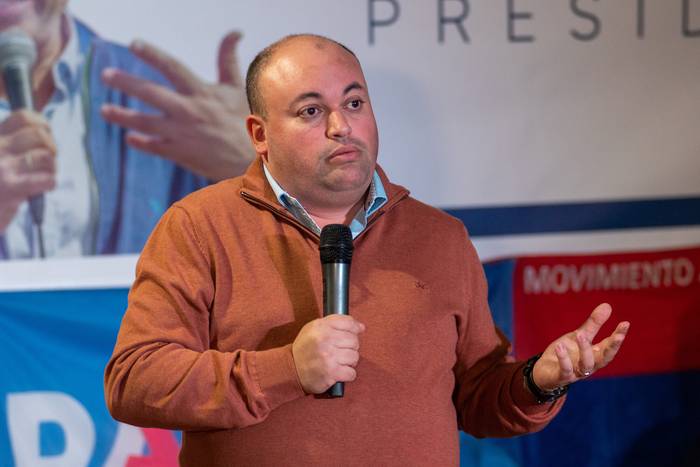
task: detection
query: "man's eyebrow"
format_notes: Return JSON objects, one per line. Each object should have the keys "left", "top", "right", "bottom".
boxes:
{"left": 344, "top": 82, "right": 364, "bottom": 94}
{"left": 289, "top": 83, "right": 366, "bottom": 108}
{"left": 289, "top": 91, "right": 322, "bottom": 107}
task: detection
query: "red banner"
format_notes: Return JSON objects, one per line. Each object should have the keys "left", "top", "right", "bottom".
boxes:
{"left": 513, "top": 246, "right": 700, "bottom": 378}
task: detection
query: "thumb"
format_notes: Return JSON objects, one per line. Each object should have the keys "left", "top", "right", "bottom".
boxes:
{"left": 218, "top": 30, "right": 243, "bottom": 86}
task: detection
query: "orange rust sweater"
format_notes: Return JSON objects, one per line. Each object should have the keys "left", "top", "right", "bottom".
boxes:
{"left": 105, "top": 159, "right": 563, "bottom": 466}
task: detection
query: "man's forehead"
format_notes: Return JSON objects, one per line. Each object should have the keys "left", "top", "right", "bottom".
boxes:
{"left": 261, "top": 40, "right": 366, "bottom": 97}
{"left": 275, "top": 35, "right": 356, "bottom": 61}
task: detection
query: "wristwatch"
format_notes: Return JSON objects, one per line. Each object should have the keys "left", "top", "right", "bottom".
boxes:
{"left": 523, "top": 353, "right": 569, "bottom": 404}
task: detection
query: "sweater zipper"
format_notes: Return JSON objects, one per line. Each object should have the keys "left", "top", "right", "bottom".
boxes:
{"left": 353, "top": 189, "right": 409, "bottom": 240}
{"left": 239, "top": 190, "right": 321, "bottom": 239}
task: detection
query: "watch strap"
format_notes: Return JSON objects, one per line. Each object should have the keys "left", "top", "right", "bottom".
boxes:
{"left": 523, "top": 353, "right": 569, "bottom": 404}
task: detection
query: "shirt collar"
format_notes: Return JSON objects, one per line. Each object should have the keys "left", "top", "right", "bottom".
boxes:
{"left": 262, "top": 163, "right": 387, "bottom": 238}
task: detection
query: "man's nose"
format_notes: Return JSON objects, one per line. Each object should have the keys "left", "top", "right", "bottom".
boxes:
{"left": 326, "top": 110, "right": 351, "bottom": 140}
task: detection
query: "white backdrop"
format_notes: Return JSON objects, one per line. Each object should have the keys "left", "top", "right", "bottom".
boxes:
{"left": 1, "top": 4, "right": 699, "bottom": 466}
{"left": 3, "top": 0, "right": 699, "bottom": 288}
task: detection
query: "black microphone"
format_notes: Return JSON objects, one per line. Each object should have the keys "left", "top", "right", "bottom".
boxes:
{"left": 319, "top": 224, "right": 354, "bottom": 398}
{"left": 0, "top": 30, "right": 45, "bottom": 258}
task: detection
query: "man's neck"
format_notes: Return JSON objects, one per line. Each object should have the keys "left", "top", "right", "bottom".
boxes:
{"left": 33, "top": 15, "right": 69, "bottom": 110}
{"left": 306, "top": 196, "right": 365, "bottom": 230}
{"left": 261, "top": 162, "right": 373, "bottom": 230}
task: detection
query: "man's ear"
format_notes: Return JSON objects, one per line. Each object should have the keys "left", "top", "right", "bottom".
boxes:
{"left": 246, "top": 115, "right": 269, "bottom": 163}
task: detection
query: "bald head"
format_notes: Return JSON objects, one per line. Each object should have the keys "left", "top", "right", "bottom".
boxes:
{"left": 245, "top": 34, "right": 359, "bottom": 118}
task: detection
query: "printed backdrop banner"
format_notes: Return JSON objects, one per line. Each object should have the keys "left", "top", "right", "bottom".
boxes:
{"left": 1, "top": 1, "right": 699, "bottom": 466}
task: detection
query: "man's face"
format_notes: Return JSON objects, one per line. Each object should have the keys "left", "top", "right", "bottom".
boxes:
{"left": 253, "top": 38, "right": 379, "bottom": 211}
{"left": 0, "top": 0, "right": 67, "bottom": 39}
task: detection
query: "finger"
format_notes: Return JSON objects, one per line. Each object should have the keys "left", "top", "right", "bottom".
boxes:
{"left": 576, "top": 331, "right": 595, "bottom": 376}
{"left": 124, "top": 131, "right": 169, "bottom": 157}
{"left": 126, "top": 132, "right": 197, "bottom": 171}
{"left": 21, "top": 171, "right": 56, "bottom": 196}
{"left": 101, "top": 104, "right": 172, "bottom": 137}
{"left": 555, "top": 342, "right": 575, "bottom": 381}
{"left": 331, "top": 333, "right": 360, "bottom": 350}
{"left": 13, "top": 149, "right": 56, "bottom": 174}
{"left": 6, "top": 126, "right": 56, "bottom": 154}
{"left": 130, "top": 39, "right": 201, "bottom": 94}
{"left": 335, "top": 349, "right": 360, "bottom": 367}
{"left": 217, "top": 31, "right": 243, "bottom": 87}
{"left": 335, "top": 365, "right": 357, "bottom": 383}
{"left": 0, "top": 110, "right": 50, "bottom": 134}
{"left": 325, "top": 315, "right": 365, "bottom": 334}
{"left": 2, "top": 152, "right": 55, "bottom": 198}
{"left": 578, "top": 303, "right": 612, "bottom": 342}
{"left": 102, "top": 68, "right": 188, "bottom": 115}
{"left": 5, "top": 170, "right": 56, "bottom": 198}
{"left": 594, "top": 321, "right": 630, "bottom": 367}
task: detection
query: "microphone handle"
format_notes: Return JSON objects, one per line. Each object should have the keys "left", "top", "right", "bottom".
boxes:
{"left": 4, "top": 63, "right": 33, "bottom": 109}
{"left": 322, "top": 262, "right": 351, "bottom": 398}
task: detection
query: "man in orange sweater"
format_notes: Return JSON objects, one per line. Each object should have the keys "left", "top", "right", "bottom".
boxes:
{"left": 105, "top": 34, "right": 630, "bottom": 466}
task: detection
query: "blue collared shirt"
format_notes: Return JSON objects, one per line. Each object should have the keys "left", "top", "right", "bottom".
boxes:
{"left": 262, "top": 164, "right": 387, "bottom": 238}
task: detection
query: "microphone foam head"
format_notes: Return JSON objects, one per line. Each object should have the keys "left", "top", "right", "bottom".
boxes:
{"left": 319, "top": 224, "right": 353, "bottom": 264}
{"left": 0, "top": 29, "right": 37, "bottom": 70}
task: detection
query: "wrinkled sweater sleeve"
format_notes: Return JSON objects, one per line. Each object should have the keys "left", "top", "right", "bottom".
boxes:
{"left": 104, "top": 205, "right": 306, "bottom": 431}
{"left": 452, "top": 226, "right": 564, "bottom": 438}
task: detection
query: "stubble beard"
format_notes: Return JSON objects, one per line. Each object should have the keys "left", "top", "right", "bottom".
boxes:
{"left": 319, "top": 137, "right": 376, "bottom": 193}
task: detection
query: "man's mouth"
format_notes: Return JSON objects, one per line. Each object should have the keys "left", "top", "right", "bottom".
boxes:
{"left": 329, "top": 145, "right": 361, "bottom": 161}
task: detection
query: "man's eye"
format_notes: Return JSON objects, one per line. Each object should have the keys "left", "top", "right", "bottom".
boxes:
{"left": 347, "top": 99, "right": 363, "bottom": 110}
{"left": 300, "top": 107, "right": 320, "bottom": 117}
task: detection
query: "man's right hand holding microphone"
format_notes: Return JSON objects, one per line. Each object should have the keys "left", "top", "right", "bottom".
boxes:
{"left": 0, "top": 109, "right": 55, "bottom": 232}
{"left": 292, "top": 315, "right": 365, "bottom": 394}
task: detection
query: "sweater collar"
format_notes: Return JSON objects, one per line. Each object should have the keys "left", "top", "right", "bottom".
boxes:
{"left": 240, "top": 157, "right": 410, "bottom": 230}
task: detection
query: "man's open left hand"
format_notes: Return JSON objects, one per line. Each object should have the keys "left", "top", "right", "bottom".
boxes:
{"left": 100, "top": 31, "right": 254, "bottom": 181}
{"left": 532, "top": 303, "right": 630, "bottom": 391}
